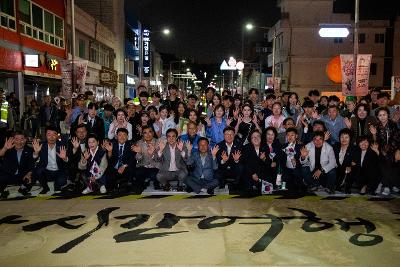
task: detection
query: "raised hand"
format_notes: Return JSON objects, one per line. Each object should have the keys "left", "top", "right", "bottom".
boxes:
{"left": 78, "top": 114, "right": 85, "bottom": 125}
{"left": 259, "top": 151, "right": 266, "bottom": 161}
{"left": 211, "top": 145, "right": 219, "bottom": 158}
{"left": 71, "top": 137, "right": 80, "bottom": 149}
{"left": 177, "top": 140, "right": 184, "bottom": 151}
{"left": 232, "top": 150, "right": 241, "bottom": 162}
{"left": 4, "top": 137, "right": 15, "bottom": 150}
{"left": 344, "top": 117, "right": 352, "bottom": 129}
{"left": 371, "top": 142, "right": 380, "bottom": 155}
{"left": 324, "top": 131, "right": 331, "bottom": 141}
{"left": 158, "top": 139, "right": 166, "bottom": 152}
{"left": 205, "top": 116, "right": 211, "bottom": 127}
{"left": 57, "top": 146, "right": 68, "bottom": 160}
{"left": 300, "top": 146, "right": 309, "bottom": 158}
{"left": 226, "top": 117, "right": 232, "bottom": 126}
{"left": 221, "top": 151, "right": 229, "bottom": 162}
{"left": 131, "top": 144, "right": 142, "bottom": 153}
{"left": 136, "top": 125, "right": 142, "bottom": 133}
{"left": 32, "top": 139, "right": 42, "bottom": 155}
{"left": 185, "top": 140, "right": 192, "bottom": 152}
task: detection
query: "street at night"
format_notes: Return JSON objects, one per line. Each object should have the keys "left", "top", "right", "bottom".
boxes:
{"left": 1, "top": 0, "right": 400, "bottom": 266}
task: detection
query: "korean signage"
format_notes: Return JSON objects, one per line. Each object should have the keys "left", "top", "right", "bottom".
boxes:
{"left": 340, "top": 54, "right": 372, "bottom": 96}
{"left": 100, "top": 67, "right": 118, "bottom": 87}
{"left": 142, "top": 29, "right": 151, "bottom": 78}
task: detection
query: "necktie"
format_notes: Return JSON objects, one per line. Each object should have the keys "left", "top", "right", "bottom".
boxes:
{"left": 118, "top": 145, "right": 123, "bottom": 168}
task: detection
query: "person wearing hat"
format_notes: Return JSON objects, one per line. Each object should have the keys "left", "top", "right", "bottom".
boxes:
{"left": 70, "top": 94, "right": 87, "bottom": 124}
{"left": 341, "top": 96, "right": 357, "bottom": 119}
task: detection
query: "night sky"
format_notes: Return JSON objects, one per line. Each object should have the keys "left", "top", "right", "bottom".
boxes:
{"left": 127, "top": 0, "right": 399, "bottom": 64}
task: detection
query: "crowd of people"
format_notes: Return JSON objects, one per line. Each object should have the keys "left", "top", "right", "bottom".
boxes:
{"left": 0, "top": 84, "right": 399, "bottom": 199}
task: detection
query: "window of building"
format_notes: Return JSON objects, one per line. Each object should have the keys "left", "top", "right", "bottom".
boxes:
{"left": 18, "top": 0, "right": 64, "bottom": 48}
{"left": 79, "top": 39, "right": 86, "bottom": 58}
{"left": 370, "top": 63, "right": 377, "bottom": 75}
{"left": 89, "top": 41, "right": 110, "bottom": 68}
{"left": 359, "top": 33, "right": 365, "bottom": 43}
{"left": 0, "top": 0, "right": 16, "bottom": 30}
{"left": 19, "top": 0, "right": 30, "bottom": 23}
{"left": 334, "top": 38, "right": 343, "bottom": 43}
{"left": 375, "top": 33, "right": 384, "bottom": 43}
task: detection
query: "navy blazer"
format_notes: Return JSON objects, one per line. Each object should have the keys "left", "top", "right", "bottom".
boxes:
{"left": 36, "top": 141, "right": 68, "bottom": 170}
{"left": 186, "top": 152, "right": 218, "bottom": 180}
{"left": 71, "top": 114, "right": 105, "bottom": 141}
{"left": 216, "top": 140, "right": 243, "bottom": 169}
{"left": 352, "top": 147, "right": 379, "bottom": 177}
{"left": 108, "top": 140, "right": 136, "bottom": 169}
{"left": 0, "top": 146, "right": 35, "bottom": 176}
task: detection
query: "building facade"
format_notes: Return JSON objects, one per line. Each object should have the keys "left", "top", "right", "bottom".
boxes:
{"left": 267, "top": 0, "right": 393, "bottom": 97}
{"left": 0, "top": 0, "right": 66, "bottom": 114}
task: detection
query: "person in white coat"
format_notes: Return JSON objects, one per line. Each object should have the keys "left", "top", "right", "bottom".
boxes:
{"left": 300, "top": 131, "right": 337, "bottom": 194}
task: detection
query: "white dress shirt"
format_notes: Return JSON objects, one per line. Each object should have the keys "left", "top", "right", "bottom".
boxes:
{"left": 47, "top": 145, "right": 59, "bottom": 171}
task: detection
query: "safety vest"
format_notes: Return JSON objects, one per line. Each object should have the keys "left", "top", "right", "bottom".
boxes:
{"left": 0, "top": 100, "right": 8, "bottom": 123}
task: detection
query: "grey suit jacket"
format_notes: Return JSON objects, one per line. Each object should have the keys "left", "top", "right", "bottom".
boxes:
{"left": 156, "top": 144, "right": 188, "bottom": 173}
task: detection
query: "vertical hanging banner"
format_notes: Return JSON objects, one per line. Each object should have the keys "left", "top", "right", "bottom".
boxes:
{"left": 61, "top": 60, "right": 88, "bottom": 98}
{"left": 142, "top": 29, "right": 151, "bottom": 78}
{"left": 340, "top": 54, "right": 372, "bottom": 96}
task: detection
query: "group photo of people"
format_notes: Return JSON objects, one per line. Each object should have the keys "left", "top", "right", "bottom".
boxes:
{"left": 0, "top": 84, "right": 399, "bottom": 199}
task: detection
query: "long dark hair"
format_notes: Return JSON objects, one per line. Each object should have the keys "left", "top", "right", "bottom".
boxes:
{"left": 285, "top": 92, "right": 299, "bottom": 116}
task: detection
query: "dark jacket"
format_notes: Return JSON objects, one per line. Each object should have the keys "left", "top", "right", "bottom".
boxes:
{"left": 35, "top": 141, "right": 68, "bottom": 170}
{"left": 216, "top": 140, "right": 243, "bottom": 170}
{"left": 71, "top": 114, "right": 105, "bottom": 141}
{"left": 0, "top": 146, "right": 35, "bottom": 177}
{"left": 333, "top": 144, "right": 357, "bottom": 168}
{"left": 107, "top": 140, "right": 136, "bottom": 170}
{"left": 242, "top": 144, "right": 271, "bottom": 179}
{"left": 352, "top": 147, "right": 379, "bottom": 181}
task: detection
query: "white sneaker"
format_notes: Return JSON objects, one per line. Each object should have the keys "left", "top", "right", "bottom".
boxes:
{"left": 392, "top": 186, "right": 399, "bottom": 193}
{"left": 82, "top": 187, "right": 93, "bottom": 195}
{"left": 382, "top": 187, "right": 390, "bottom": 196}
{"left": 375, "top": 183, "right": 383, "bottom": 194}
{"left": 100, "top": 185, "right": 107, "bottom": 194}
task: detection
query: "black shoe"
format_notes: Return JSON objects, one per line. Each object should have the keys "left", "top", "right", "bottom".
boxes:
{"left": 1, "top": 190, "right": 10, "bottom": 199}
{"left": 163, "top": 184, "right": 171, "bottom": 192}
{"left": 177, "top": 185, "right": 184, "bottom": 192}
{"left": 39, "top": 186, "right": 50, "bottom": 195}
{"left": 186, "top": 187, "right": 193, "bottom": 193}
{"left": 207, "top": 188, "right": 215, "bottom": 195}
{"left": 18, "top": 187, "right": 31, "bottom": 196}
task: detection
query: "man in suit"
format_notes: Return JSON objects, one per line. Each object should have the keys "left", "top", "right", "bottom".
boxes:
{"left": 300, "top": 131, "right": 337, "bottom": 194}
{"left": 32, "top": 126, "right": 69, "bottom": 194}
{"left": 184, "top": 137, "right": 219, "bottom": 195}
{"left": 104, "top": 128, "right": 136, "bottom": 192}
{"left": 71, "top": 102, "right": 105, "bottom": 142}
{"left": 155, "top": 128, "right": 188, "bottom": 191}
{"left": 0, "top": 132, "right": 35, "bottom": 198}
{"left": 215, "top": 126, "right": 243, "bottom": 189}
{"left": 66, "top": 124, "right": 88, "bottom": 189}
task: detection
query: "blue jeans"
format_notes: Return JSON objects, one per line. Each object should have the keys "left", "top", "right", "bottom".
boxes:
{"left": 301, "top": 167, "right": 336, "bottom": 190}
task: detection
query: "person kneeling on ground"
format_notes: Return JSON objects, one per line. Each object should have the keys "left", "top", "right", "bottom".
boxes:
{"left": 184, "top": 137, "right": 219, "bottom": 195}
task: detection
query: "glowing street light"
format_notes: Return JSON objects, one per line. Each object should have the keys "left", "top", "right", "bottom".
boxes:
{"left": 162, "top": 28, "right": 171, "bottom": 35}
{"left": 246, "top": 23, "right": 254, "bottom": 31}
